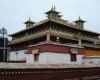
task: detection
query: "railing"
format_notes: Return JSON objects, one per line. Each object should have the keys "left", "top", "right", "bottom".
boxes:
{"left": 10, "top": 29, "right": 100, "bottom": 45}
{"left": 66, "top": 22, "right": 76, "bottom": 27}
{"left": 49, "top": 29, "right": 74, "bottom": 37}
{"left": 82, "top": 43, "right": 100, "bottom": 47}
{"left": 55, "top": 19, "right": 76, "bottom": 28}
{"left": 34, "top": 18, "right": 77, "bottom": 28}
{"left": 75, "top": 33, "right": 100, "bottom": 44}
{"left": 33, "top": 19, "right": 49, "bottom": 27}
{"left": 11, "top": 30, "right": 47, "bottom": 44}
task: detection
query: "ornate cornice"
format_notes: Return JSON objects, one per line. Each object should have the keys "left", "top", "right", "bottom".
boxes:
{"left": 8, "top": 19, "right": 100, "bottom": 37}
{"left": 9, "top": 29, "right": 100, "bottom": 46}
{"left": 9, "top": 30, "right": 47, "bottom": 45}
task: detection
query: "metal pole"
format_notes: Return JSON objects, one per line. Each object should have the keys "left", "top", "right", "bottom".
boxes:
{"left": 0, "top": 27, "right": 7, "bottom": 61}
{"left": 3, "top": 38, "right": 5, "bottom": 61}
{"left": 3, "top": 28, "right": 4, "bottom": 37}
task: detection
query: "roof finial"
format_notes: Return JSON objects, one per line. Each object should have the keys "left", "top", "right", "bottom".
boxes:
{"left": 51, "top": 5, "right": 53, "bottom": 10}
{"left": 54, "top": 5, "right": 56, "bottom": 10}
{"left": 79, "top": 15, "right": 81, "bottom": 20}
{"left": 29, "top": 16, "right": 31, "bottom": 21}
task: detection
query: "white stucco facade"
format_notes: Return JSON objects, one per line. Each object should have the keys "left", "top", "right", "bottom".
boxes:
{"left": 9, "top": 50, "right": 84, "bottom": 64}
{"left": 82, "top": 56, "right": 100, "bottom": 64}
{"left": 37, "top": 52, "right": 83, "bottom": 64}
{"left": 9, "top": 49, "right": 27, "bottom": 61}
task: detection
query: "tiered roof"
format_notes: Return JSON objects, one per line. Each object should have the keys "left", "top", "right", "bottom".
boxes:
{"left": 74, "top": 16, "right": 86, "bottom": 23}
{"left": 8, "top": 18, "right": 100, "bottom": 36}
{"left": 8, "top": 6, "right": 100, "bottom": 46}
{"left": 24, "top": 17, "right": 35, "bottom": 24}
{"left": 45, "top": 6, "right": 60, "bottom": 14}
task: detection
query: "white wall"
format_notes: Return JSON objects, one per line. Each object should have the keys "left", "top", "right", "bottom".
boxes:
{"left": 83, "top": 58, "right": 100, "bottom": 64}
{"left": 26, "top": 52, "right": 84, "bottom": 64}
{"left": 10, "top": 49, "right": 27, "bottom": 61}
{"left": 10, "top": 51, "right": 84, "bottom": 64}
{"left": 26, "top": 54, "right": 34, "bottom": 63}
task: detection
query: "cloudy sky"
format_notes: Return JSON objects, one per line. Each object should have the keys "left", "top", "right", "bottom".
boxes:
{"left": 0, "top": 0, "right": 100, "bottom": 39}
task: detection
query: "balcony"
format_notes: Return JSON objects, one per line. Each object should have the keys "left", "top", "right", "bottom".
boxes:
{"left": 9, "top": 31, "right": 47, "bottom": 45}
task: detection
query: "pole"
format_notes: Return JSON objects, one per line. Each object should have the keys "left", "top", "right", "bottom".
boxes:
{"left": 3, "top": 38, "right": 5, "bottom": 61}
{"left": 3, "top": 27, "right": 4, "bottom": 37}
{"left": 0, "top": 27, "right": 7, "bottom": 61}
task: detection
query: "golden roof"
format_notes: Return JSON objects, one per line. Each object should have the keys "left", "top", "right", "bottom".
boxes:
{"left": 74, "top": 16, "right": 86, "bottom": 23}
{"left": 8, "top": 19, "right": 100, "bottom": 36}
{"left": 45, "top": 6, "right": 60, "bottom": 14}
{"left": 24, "top": 17, "right": 35, "bottom": 24}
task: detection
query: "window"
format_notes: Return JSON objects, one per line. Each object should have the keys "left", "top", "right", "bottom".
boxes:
{"left": 32, "top": 48, "right": 39, "bottom": 61}
{"left": 24, "top": 51, "right": 27, "bottom": 54}
{"left": 70, "top": 54, "right": 76, "bottom": 61}
{"left": 34, "top": 54, "right": 39, "bottom": 61}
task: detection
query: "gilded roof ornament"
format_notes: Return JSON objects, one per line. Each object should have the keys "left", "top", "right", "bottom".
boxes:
{"left": 45, "top": 6, "right": 60, "bottom": 14}
{"left": 74, "top": 16, "right": 86, "bottom": 23}
{"left": 79, "top": 15, "right": 81, "bottom": 20}
{"left": 24, "top": 17, "right": 34, "bottom": 24}
{"left": 29, "top": 16, "right": 31, "bottom": 21}
{"left": 51, "top": 5, "right": 53, "bottom": 10}
{"left": 54, "top": 5, "right": 56, "bottom": 11}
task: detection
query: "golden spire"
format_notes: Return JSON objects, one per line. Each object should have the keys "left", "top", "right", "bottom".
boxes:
{"left": 79, "top": 15, "right": 81, "bottom": 20}
{"left": 51, "top": 5, "right": 53, "bottom": 10}
{"left": 54, "top": 5, "right": 56, "bottom": 11}
{"left": 29, "top": 16, "right": 31, "bottom": 21}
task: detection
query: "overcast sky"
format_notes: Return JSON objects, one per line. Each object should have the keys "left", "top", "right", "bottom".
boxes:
{"left": 0, "top": 0, "right": 100, "bottom": 39}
